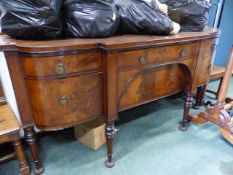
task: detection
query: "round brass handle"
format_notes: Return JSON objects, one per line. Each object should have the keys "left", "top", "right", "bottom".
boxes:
{"left": 56, "top": 63, "right": 66, "bottom": 75}
{"left": 59, "top": 97, "right": 69, "bottom": 106}
{"left": 139, "top": 55, "right": 147, "bottom": 65}
{"left": 180, "top": 49, "right": 189, "bottom": 58}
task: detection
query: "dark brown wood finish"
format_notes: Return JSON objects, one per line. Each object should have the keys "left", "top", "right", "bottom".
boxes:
{"left": 3, "top": 52, "right": 43, "bottom": 174}
{"left": 0, "top": 28, "right": 219, "bottom": 171}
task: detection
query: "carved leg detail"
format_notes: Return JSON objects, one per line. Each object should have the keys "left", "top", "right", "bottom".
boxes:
{"left": 105, "top": 123, "right": 118, "bottom": 168}
{"left": 24, "top": 127, "right": 44, "bottom": 175}
{"left": 180, "top": 92, "right": 193, "bottom": 131}
{"left": 12, "top": 139, "right": 30, "bottom": 175}
{"left": 194, "top": 85, "right": 207, "bottom": 109}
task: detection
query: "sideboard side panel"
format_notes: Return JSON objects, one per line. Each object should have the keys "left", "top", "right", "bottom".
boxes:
{"left": 193, "top": 39, "right": 218, "bottom": 88}
{"left": 4, "top": 52, "right": 34, "bottom": 127}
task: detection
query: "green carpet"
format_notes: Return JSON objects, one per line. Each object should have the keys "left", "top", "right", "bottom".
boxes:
{"left": 1, "top": 79, "right": 233, "bottom": 175}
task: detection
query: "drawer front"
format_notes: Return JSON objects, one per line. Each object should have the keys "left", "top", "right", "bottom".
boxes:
{"left": 23, "top": 52, "right": 102, "bottom": 77}
{"left": 118, "top": 42, "right": 200, "bottom": 68}
{"left": 26, "top": 73, "right": 103, "bottom": 128}
{"left": 118, "top": 59, "right": 195, "bottom": 111}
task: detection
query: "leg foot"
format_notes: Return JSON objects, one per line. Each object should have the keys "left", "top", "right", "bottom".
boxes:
{"left": 179, "top": 121, "right": 188, "bottom": 131}
{"left": 105, "top": 123, "right": 117, "bottom": 168}
{"left": 105, "top": 159, "right": 115, "bottom": 168}
{"left": 12, "top": 139, "right": 30, "bottom": 175}
{"left": 180, "top": 92, "right": 193, "bottom": 131}
{"left": 34, "top": 167, "right": 45, "bottom": 175}
{"left": 24, "top": 126, "right": 44, "bottom": 174}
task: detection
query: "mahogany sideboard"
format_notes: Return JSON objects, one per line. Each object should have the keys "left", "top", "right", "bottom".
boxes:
{"left": 0, "top": 28, "right": 219, "bottom": 174}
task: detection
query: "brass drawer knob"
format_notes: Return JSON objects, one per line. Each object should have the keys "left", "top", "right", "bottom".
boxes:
{"left": 180, "top": 49, "right": 189, "bottom": 57}
{"left": 59, "top": 97, "right": 69, "bottom": 106}
{"left": 56, "top": 63, "right": 66, "bottom": 75}
{"left": 139, "top": 55, "right": 147, "bottom": 65}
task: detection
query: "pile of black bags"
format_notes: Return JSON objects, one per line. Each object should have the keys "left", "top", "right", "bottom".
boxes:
{"left": 0, "top": 0, "right": 210, "bottom": 40}
{"left": 0, "top": 0, "right": 63, "bottom": 40}
{"left": 63, "top": 0, "right": 119, "bottom": 38}
{"left": 161, "top": 0, "right": 211, "bottom": 31}
{"left": 115, "top": 0, "right": 174, "bottom": 35}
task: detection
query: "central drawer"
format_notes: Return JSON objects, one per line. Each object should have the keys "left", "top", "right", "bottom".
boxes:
{"left": 22, "top": 51, "right": 102, "bottom": 77}
{"left": 26, "top": 73, "right": 103, "bottom": 129}
{"left": 117, "top": 42, "right": 200, "bottom": 68}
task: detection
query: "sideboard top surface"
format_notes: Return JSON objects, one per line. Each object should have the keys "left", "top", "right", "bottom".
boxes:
{"left": 0, "top": 28, "right": 220, "bottom": 53}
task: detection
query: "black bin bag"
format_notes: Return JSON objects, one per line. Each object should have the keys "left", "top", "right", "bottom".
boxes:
{"left": 0, "top": 0, "right": 63, "bottom": 40}
{"left": 63, "top": 0, "right": 119, "bottom": 38}
{"left": 115, "top": 0, "right": 174, "bottom": 35}
{"left": 161, "top": 0, "right": 210, "bottom": 31}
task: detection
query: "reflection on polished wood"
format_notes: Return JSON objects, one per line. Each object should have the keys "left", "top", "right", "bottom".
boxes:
{"left": 0, "top": 28, "right": 219, "bottom": 171}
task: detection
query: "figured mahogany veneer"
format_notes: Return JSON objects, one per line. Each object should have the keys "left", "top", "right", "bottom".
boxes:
{"left": 118, "top": 59, "right": 196, "bottom": 110}
{"left": 23, "top": 51, "right": 102, "bottom": 77}
{"left": 0, "top": 28, "right": 220, "bottom": 172}
{"left": 26, "top": 73, "right": 103, "bottom": 130}
{"left": 117, "top": 42, "right": 200, "bottom": 68}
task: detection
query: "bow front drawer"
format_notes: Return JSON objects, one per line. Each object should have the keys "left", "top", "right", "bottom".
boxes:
{"left": 117, "top": 42, "right": 200, "bottom": 68}
{"left": 26, "top": 73, "right": 103, "bottom": 130}
{"left": 22, "top": 52, "right": 102, "bottom": 77}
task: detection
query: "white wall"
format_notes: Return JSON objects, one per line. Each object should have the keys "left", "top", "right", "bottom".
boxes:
{"left": 0, "top": 52, "right": 20, "bottom": 124}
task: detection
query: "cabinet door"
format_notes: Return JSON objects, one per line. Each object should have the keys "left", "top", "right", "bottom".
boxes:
{"left": 118, "top": 59, "right": 196, "bottom": 111}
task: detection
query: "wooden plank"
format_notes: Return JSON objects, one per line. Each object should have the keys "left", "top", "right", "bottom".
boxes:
{"left": 74, "top": 119, "right": 106, "bottom": 151}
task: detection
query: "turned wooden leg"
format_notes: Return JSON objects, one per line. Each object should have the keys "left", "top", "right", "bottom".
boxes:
{"left": 180, "top": 92, "right": 193, "bottom": 131}
{"left": 216, "top": 77, "right": 224, "bottom": 99}
{"left": 194, "top": 85, "right": 207, "bottom": 109}
{"left": 12, "top": 139, "right": 30, "bottom": 175}
{"left": 24, "top": 126, "right": 44, "bottom": 175}
{"left": 105, "top": 122, "right": 117, "bottom": 168}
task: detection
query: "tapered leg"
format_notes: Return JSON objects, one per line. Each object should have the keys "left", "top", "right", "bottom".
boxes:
{"left": 105, "top": 122, "right": 117, "bottom": 168}
{"left": 24, "top": 126, "right": 44, "bottom": 175}
{"left": 194, "top": 85, "right": 207, "bottom": 109}
{"left": 12, "top": 139, "right": 30, "bottom": 175}
{"left": 180, "top": 92, "right": 193, "bottom": 131}
{"left": 216, "top": 77, "right": 223, "bottom": 99}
